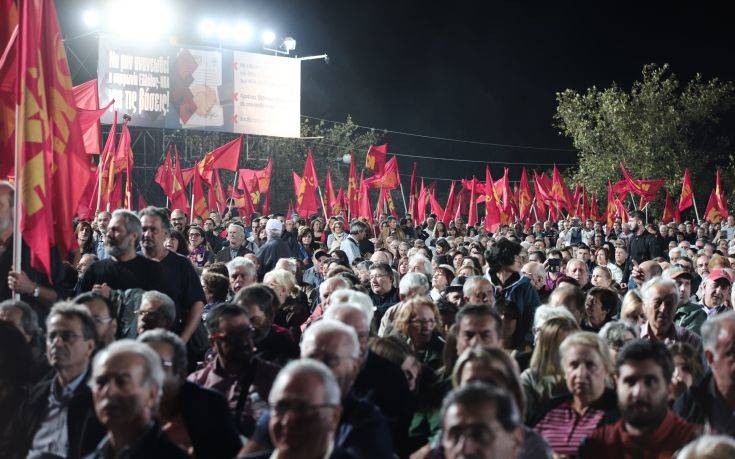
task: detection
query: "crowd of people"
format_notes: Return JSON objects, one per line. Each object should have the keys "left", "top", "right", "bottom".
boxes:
{"left": 3, "top": 177, "right": 735, "bottom": 458}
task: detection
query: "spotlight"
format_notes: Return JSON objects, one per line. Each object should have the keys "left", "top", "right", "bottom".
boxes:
{"left": 217, "top": 23, "right": 232, "bottom": 41}
{"left": 261, "top": 30, "right": 276, "bottom": 45}
{"left": 199, "top": 19, "right": 216, "bottom": 37}
{"left": 282, "top": 36, "right": 296, "bottom": 52}
{"left": 82, "top": 10, "right": 99, "bottom": 28}
{"left": 342, "top": 153, "right": 352, "bottom": 164}
{"left": 233, "top": 22, "right": 253, "bottom": 42}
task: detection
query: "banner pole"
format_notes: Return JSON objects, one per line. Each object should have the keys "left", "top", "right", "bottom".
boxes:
{"left": 399, "top": 182, "right": 409, "bottom": 214}
{"left": 317, "top": 186, "right": 329, "bottom": 221}
{"left": 693, "top": 196, "right": 701, "bottom": 222}
{"left": 12, "top": 104, "right": 22, "bottom": 301}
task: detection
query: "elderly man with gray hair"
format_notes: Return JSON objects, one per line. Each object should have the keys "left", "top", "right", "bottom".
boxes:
{"left": 256, "top": 219, "right": 295, "bottom": 278}
{"left": 87, "top": 339, "right": 187, "bottom": 458}
{"left": 136, "top": 290, "right": 177, "bottom": 336}
{"left": 639, "top": 276, "right": 702, "bottom": 353}
{"left": 341, "top": 221, "right": 368, "bottom": 264}
{"left": 226, "top": 256, "right": 257, "bottom": 294}
{"left": 675, "top": 310, "right": 735, "bottom": 436}
{"left": 77, "top": 209, "right": 165, "bottom": 297}
{"left": 378, "top": 272, "right": 430, "bottom": 336}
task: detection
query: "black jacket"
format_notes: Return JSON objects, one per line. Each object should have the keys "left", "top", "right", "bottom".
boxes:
{"left": 214, "top": 245, "right": 253, "bottom": 263}
{"left": 369, "top": 287, "right": 400, "bottom": 330}
{"left": 629, "top": 231, "right": 662, "bottom": 264}
{"left": 673, "top": 370, "right": 735, "bottom": 435}
{"left": 179, "top": 381, "right": 243, "bottom": 459}
{"left": 85, "top": 421, "right": 187, "bottom": 459}
{"left": 0, "top": 370, "right": 106, "bottom": 459}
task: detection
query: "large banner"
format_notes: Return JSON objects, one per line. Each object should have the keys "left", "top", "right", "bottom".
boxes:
{"left": 97, "top": 35, "right": 301, "bottom": 138}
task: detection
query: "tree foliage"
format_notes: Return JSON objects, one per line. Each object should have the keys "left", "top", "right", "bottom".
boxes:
{"left": 554, "top": 63, "right": 735, "bottom": 212}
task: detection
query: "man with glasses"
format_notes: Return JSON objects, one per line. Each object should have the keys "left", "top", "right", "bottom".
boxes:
{"left": 0, "top": 303, "right": 105, "bottom": 459}
{"left": 188, "top": 304, "right": 280, "bottom": 436}
{"left": 72, "top": 292, "right": 118, "bottom": 347}
{"left": 368, "top": 262, "right": 400, "bottom": 328}
{"left": 242, "top": 319, "right": 394, "bottom": 458}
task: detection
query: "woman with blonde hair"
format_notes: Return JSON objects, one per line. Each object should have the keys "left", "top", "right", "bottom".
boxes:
{"left": 393, "top": 296, "right": 445, "bottom": 370}
{"left": 533, "top": 332, "right": 619, "bottom": 457}
{"left": 620, "top": 288, "right": 646, "bottom": 327}
{"left": 521, "top": 315, "right": 579, "bottom": 423}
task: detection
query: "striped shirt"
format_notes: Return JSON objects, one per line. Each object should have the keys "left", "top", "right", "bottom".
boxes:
{"left": 534, "top": 401, "right": 605, "bottom": 457}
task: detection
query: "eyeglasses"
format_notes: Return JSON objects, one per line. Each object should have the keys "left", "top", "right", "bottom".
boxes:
{"left": 369, "top": 274, "right": 388, "bottom": 281}
{"left": 47, "top": 330, "right": 83, "bottom": 343}
{"left": 270, "top": 399, "right": 337, "bottom": 418}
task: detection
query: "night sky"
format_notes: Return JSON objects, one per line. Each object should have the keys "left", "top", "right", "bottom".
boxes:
{"left": 59, "top": 0, "right": 735, "bottom": 184}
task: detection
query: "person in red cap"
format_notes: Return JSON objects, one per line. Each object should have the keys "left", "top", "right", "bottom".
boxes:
{"left": 701, "top": 268, "right": 732, "bottom": 318}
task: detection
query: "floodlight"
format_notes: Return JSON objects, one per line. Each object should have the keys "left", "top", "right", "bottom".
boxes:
{"left": 199, "top": 19, "right": 216, "bottom": 37}
{"left": 108, "top": 0, "right": 173, "bottom": 41}
{"left": 233, "top": 22, "right": 253, "bottom": 42}
{"left": 217, "top": 23, "right": 232, "bottom": 41}
{"left": 261, "top": 30, "right": 276, "bottom": 45}
{"left": 83, "top": 10, "right": 99, "bottom": 28}
{"left": 282, "top": 36, "right": 296, "bottom": 52}
{"left": 342, "top": 153, "right": 352, "bottom": 164}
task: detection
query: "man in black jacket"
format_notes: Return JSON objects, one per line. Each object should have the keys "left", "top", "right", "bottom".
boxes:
{"left": 87, "top": 339, "right": 187, "bottom": 459}
{"left": 0, "top": 303, "right": 105, "bottom": 459}
{"left": 628, "top": 211, "right": 662, "bottom": 264}
{"left": 139, "top": 329, "right": 242, "bottom": 458}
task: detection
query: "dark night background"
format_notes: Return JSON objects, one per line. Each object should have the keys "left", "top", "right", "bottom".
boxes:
{"left": 58, "top": 0, "right": 735, "bottom": 185}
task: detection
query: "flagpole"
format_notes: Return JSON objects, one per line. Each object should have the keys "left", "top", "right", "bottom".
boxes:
{"left": 399, "top": 181, "right": 409, "bottom": 215}
{"left": 532, "top": 198, "right": 539, "bottom": 223}
{"left": 12, "top": 105, "right": 22, "bottom": 301}
{"left": 692, "top": 196, "right": 701, "bottom": 222}
{"left": 317, "top": 186, "right": 329, "bottom": 221}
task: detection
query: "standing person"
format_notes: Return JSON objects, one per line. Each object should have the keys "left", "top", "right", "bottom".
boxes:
{"left": 327, "top": 220, "right": 347, "bottom": 250}
{"left": 628, "top": 211, "right": 662, "bottom": 264}
{"left": 76, "top": 209, "right": 165, "bottom": 296}
{"left": 340, "top": 221, "right": 368, "bottom": 264}
{"left": 87, "top": 340, "right": 187, "bottom": 458}
{"left": 581, "top": 340, "right": 698, "bottom": 458}
{"left": 93, "top": 211, "right": 112, "bottom": 260}
{"left": 256, "top": 219, "right": 296, "bottom": 279}
{"left": 215, "top": 223, "right": 253, "bottom": 263}
{"left": 139, "top": 207, "right": 206, "bottom": 345}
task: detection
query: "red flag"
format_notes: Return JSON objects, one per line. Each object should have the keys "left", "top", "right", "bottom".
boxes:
{"left": 453, "top": 192, "right": 463, "bottom": 222}
{"left": 678, "top": 169, "right": 694, "bottom": 212}
{"left": 715, "top": 169, "right": 729, "bottom": 218}
{"left": 238, "top": 157, "right": 272, "bottom": 205}
{"left": 72, "top": 79, "right": 113, "bottom": 155}
{"left": 294, "top": 170, "right": 318, "bottom": 217}
{"left": 662, "top": 189, "right": 680, "bottom": 223}
{"left": 0, "top": 0, "right": 18, "bottom": 179}
{"left": 705, "top": 189, "right": 725, "bottom": 224}
{"left": 191, "top": 170, "right": 208, "bottom": 219}
{"left": 606, "top": 182, "right": 617, "bottom": 228}
{"left": 589, "top": 192, "right": 601, "bottom": 222}
{"left": 116, "top": 120, "right": 134, "bottom": 209}
{"left": 619, "top": 162, "right": 665, "bottom": 203}
{"left": 231, "top": 179, "right": 255, "bottom": 220}
{"left": 366, "top": 155, "right": 400, "bottom": 190}
{"left": 334, "top": 187, "right": 345, "bottom": 218}
{"left": 441, "top": 181, "right": 457, "bottom": 224}
{"left": 416, "top": 179, "right": 428, "bottom": 223}
{"left": 518, "top": 167, "right": 532, "bottom": 220}
{"left": 365, "top": 143, "right": 387, "bottom": 174}
{"left": 261, "top": 189, "right": 270, "bottom": 216}
{"left": 357, "top": 171, "right": 373, "bottom": 223}
{"left": 347, "top": 151, "right": 359, "bottom": 218}
{"left": 207, "top": 171, "right": 227, "bottom": 214}
{"left": 155, "top": 145, "right": 174, "bottom": 198}
{"left": 325, "top": 169, "right": 339, "bottom": 217}
{"left": 15, "top": 0, "right": 92, "bottom": 277}
{"left": 385, "top": 189, "right": 398, "bottom": 218}
{"left": 408, "top": 162, "right": 417, "bottom": 217}
{"left": 197, "top": 136, "right": 242, "bottom": 182}
{"left": 533, "top": 171, "right": 549, "bottom": 221}
{"left": 95, "top": 112, "right": 117, "bottom": 212}
{"left": 467, "top": 176, "right": 478, "bottom": 227}
{"left": 551, "top": 165, "right": 573, "bottom": 212}
{"left": 303, "top": 148, "right": 320, "bottom": 189}
{"left": 484, "top": 166, "right": 502, "bottom": 232}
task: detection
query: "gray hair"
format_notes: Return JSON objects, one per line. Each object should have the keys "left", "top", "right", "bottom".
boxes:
{"left": 275, "top": 258, "right": 298, "bottom": 275}
{"left": 533, "top": 304, "right": 577, "bottom": 332}
{"left": 111, "top": 209, "right": 142, "bottom": 237}
{"left": 269, "top": 358, "right": 341, "bottom": 406}
{"left": 350, "top": 221, "right": 368, "bottom": 235}
{"left": 138, "top": 206, "right": 171, "bottom": 234}
{"left": 138, "top": 329, "right": 187, "bottom": 379}
{"left": 441, "top": 382, "right": 521, "bottom": 433}
{"left": 0, "top": 299, "right": 40, "bottom": 339}
{"left": 226, "top": 257, "right": 257, "bottom": 280}
{"left": 141, "top": 291, "right": 176, "bottom": 324}
{"left": 640, "top": 276, "right": 677, "bottom": 302}
{"left": 301, "top": 319, "right": 360, "bottom": 359}
{"left": 462, "top": 275, "right": 491, "bottom": 299}
{"left": 677, "top": 435, "right": 735, "bottom": 459}
{"left": 668, "top": 247, "right": 685, "bottom": 259}
{"left": 329, "top": 289, "right": 375, "bottom": 323}
{"left": 319, "top": 276, "right": 351, "bottom": 297}
{"left": 90, "top": 339, "right": 164, "bottom": 404}
{"left": 399, "top": 272, "right": 430, "bottom": 296}
{"left": 702, "top": 310, "right": 735, "bottom": 354}
{"left": 408, "top": 254, "right": 433, "bottom": 278}
{"left": 324, "top": 302, "right": 369, "bottom": 324}
{"left": 598, "top": 320, "right": 639, "bottom": 349}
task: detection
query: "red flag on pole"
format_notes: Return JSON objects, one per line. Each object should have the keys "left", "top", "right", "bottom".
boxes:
{"left": 95, "top": 112, "right": 117, "bottom": 212}
{"left": 429, "top": 189, "right": 445, "bottom": 218}
{"left": 357, "top": 171, "right": 373, "bottom": 223}
{"left": 325, "top": 169, "right": 338, "bottom": 217}
{"left": 303, "top": 148, "right": 320, "bottom": 189}
{"left": 207, "top": 171, "right": 227, "bottom": 214}
{"left": 606, "top": 181, "right": 617, "bottom": 228}
{"left": 662, "top": 189, "right": 680, "bottom": 223}
{"left": 347, "top": 151, "right": 359, "bottom": 218}
{"left": 589, "top": 191, "right": 601, "bottom": 222}
{"left": 619, "top": 162, "right": 665, "bottom": 203}
{"left": 366, "top": 156, "right": 400, "bottom": 190}
{"left": 678, "top": 169, "right": 694, "bottom": 212}
{"left": 705, "top": 190, "right": 725, "bottom": 224}
{"left": 116, "top": 120, "right": 134, "bottom": 209}
{"left": 15, "top": 0, "right": 92, "bottom": 277}
{"left": 715, "top": 169, "right": 729, "bottom": 218}
{"left": 467, "top": 176, "right": 478, "bottom": 227}
{"left": 484, "top": 166, "right": 502, "bottom": 232}
{"left": 408, "top": 162, "right": 417, "bottom": 216}
{"left": 0, "top": 0, "right": 18, "bottom": 179}
{"left": 441, "top": 181, "right": 457, "bottom": 225}
{"left": 197, "top": 136, "right": 242, "bottom": 183}
{"left": 155, "top": 145, "right": 174, "bottom": 198}
{"left": 365, "top": 143, "right": 387, "bottom": 174}
{"left": 551, "top": 165, "right": 573, "bottom": 212}
{"left": 72, "top": 79, "right": 113, "bottom": 155}
{"left": 518, "top": 167, "right": 532, "bottom": 220}
{"left": 416, "top": 179, "right": 427, "bottom": 224}
{"left": 191, "top": 170, "right": 208, "bottom": 220}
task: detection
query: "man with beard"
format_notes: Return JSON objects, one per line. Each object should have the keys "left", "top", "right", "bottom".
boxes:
{"left": 87, "top": 340, "right": 187, "bottom": 458}
{"left": 675, "top": 311, "right": 735, "bottom": 436}
{"left": 187, "top": 304, "right": 280, "bottom": 436}
{"left": 139, "top": 207, "right": 206, "bottom": 344}
{"left": 170, "top": 208, "right": 188, "bottom": 233}
{"left": 0, "top": 303, "right": 105, "bottom": 459}
{"left": 639, "top": 277, "right": 702, "bottom": 354}
{"left": 77, "top": 210, "right": 164, "bottom": 296}
{"left": 234, "top": 284, "right": 299, "bottom": 365}
{"left": 580, "top": 340, "right": 697, "bottom": 458}
{"left": 628, "top": 211, "right": 663, "bottom": 264}
{"left": 138, "top": 329, "right": 242, "bottom": 458}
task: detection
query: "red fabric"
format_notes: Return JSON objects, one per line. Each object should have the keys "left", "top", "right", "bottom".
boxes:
{"left": 551, "top": 165, "right": 573, "bottom": 213}
{"left": 90, "top": 112, "right": 117, "bottom": 213}
{"left": 0, "top": 0, "right": 18, "bottom": 179}
{"left": 705, "top": 189, "right": 725, "bottom": 224}
{"left": 366, "top": 155, "right": 400, "bottom": 190}
{"left": 16, "top": 0, "right": 92, "bottom": 278}
{"left": 518, "top": 167, "right": 532, "bottom": 220}
{"left": 365, "top": 143, "right": 387, "bottom": 174}
{"left": 441, "top": 181, "right": 457, "bottom": 224}
{"left": 357, "top": 171, "right": 373, "bottom": 223}
{"left": 116, "top": 121, "right": 134, "bottom": 209}
{"left": 197, "top": 136, "right": 242, "bottom": 183}
{"left": 589, "top": 191, "right": 601, "bottom": 222}
{"left": 207, "top": 171, "right": 226, "bottom": 214}
{"left": 620, "top": 162, "right": 665, "bottom": 202}
{"left": 238, "top": 157, "right": 272, "bottom": 206}
{"left": 715, "top": 169, "right": 729, "bottom": 218}
{"left": 72, "top": 79, "right": 113, "bottom": 155}
{"left": 302, "top": 148, "right": 320, "bottom": 189}
{"left": 324, "top": 169, "right": 339, "bottom": 217}
{"left": 429, "top": 189, "right": 444, "bottom": 218}
{"left": 533, "top": 171, "right": 549, "bottom": 221}
{"left": 484, "top": 166, "right": 502, "bottom": 232}
{"left": 678, "top": 169, "right": 694, "bottom": 212}
{"left": 191, "top": 169, "right": 208, "bottom": 219}
{"left": 581, "top": 410, "right": 697, "bottom": 459}
{"left": 155, "top": 145, "right": 174, "bottom": 198}
{"left": 293, "top": 171, "right": 318, "bottom": 218}
{"left": 231, "top": 179, "right": 255, "bottom": 221}
{"left": 408, "top": 161, "right": 417, "bottom": 217}
{"left": 662, "top": 190, "right": 680, "bottom": 223}
{"left": 346, "top": 151, "right": 359, "bottom": 218}
{"left": 606, "top": 181, "right": 617, "bottom": 228}
{"left": 467, "top": 176, "right": 478, "bottom": 227}
{"left": 416, "top": 179, "right": 427, "bottom": 224}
